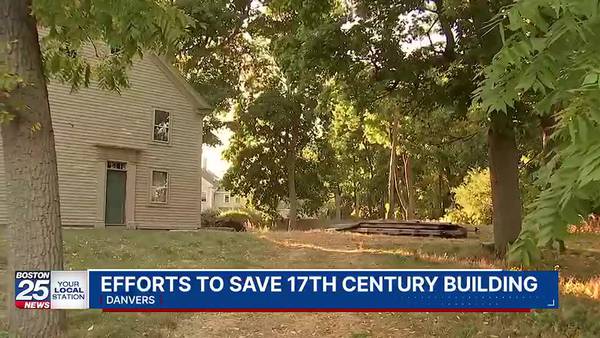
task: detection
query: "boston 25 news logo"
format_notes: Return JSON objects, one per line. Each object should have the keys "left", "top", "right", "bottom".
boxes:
{"left": 15, "top": 271, "right": 88, "bottom": 309}
{"left": 15, "top": 271, "right": 51, "bottom": 309}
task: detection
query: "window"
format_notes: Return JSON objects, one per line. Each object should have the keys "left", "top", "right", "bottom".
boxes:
{"left": 235, "top": 197, "right": 241, "bottom": 204}
{"left": 151, "top": 170, "right": 168, "bottom": 203}
{"left": 153, "top": 110, "right": 170, "bottom": 143}
{"left": 201, "top": 192, "right": 207, "bottom": 202}
{"left": 224, "top": 193, "right": 230, "bottom": 203}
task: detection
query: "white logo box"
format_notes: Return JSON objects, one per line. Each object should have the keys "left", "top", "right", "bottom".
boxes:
{"left": 50, "top": 271, "right": 88, "bottom": 309}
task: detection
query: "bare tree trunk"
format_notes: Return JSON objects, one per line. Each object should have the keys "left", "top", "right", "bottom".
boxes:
{"left": 437, "top": 169, "right": 444, "bottom": 218}
{"left": 386, "top": 123, "right": 397, "bottom": 219}
{"left": 1, "top": 0, "right": 65, "bottom": 336}
{"left": 334, "top": 185, "right": 342, "bottom": 222}
{"left": 352, "top": 179, "right": 360, "bottom": 216}
{"left": 287, "top": 153, "right": 297, "bottom": 231}
{"left": 488, "top": 112, "right": 522, "bottom": 255}
{"left": 394, "top": 165, "right": 408, "bottom": 219}
{"left": 402, "top": 153, "right": 416, "bottom": 219}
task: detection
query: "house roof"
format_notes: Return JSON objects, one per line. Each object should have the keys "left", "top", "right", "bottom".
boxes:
{"left": 150, "top": 55, "right": 212, "bottom": 114}
{"left": 201, "top": 168, "right": 220, "bottom": 186}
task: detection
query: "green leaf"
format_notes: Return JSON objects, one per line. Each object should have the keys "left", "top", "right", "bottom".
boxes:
{"left": 507, "top": 8, "right": 522, "bottom": 31}
{"left": 520, "top": 2, "right": 549, "bottom": 31}
{"left": 582, "top": 73, "right": 599, "bottom": 86}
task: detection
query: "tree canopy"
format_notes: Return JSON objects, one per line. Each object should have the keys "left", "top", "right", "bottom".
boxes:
{"left": 194, "top": 0, "right": 600, "bottom": 262}
{"left": 477, "top": 0, "right": 600, "bottom": 263}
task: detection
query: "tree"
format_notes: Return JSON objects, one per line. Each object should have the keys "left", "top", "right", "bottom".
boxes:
{"left": 1, "top": 2, "right": 64, "bottom": 335}
{"left": 222, "top": 88, "right": 319, "bottom": 229}
{"left": 177, "top": 0, "right": 253, "bottom": 146}
{"left": 259, "top": 0, "right": 528, "bottom": 254}
{"left": 477, "top": 0, "right": 600, "bottom": 264}
{"left": 0, "top": 0, "right": 187, "bottom": 335}
{"left": 316, "top": 82, "right": 388, "bottom": 218}
{"left": 466, "top": 0, "right": 523, "bottom": 255}
{"left": 173, "top": 0, "right": 531, "bottom": 241}
{"left": 445, "top": 168, "right": 492, "bottom": 225}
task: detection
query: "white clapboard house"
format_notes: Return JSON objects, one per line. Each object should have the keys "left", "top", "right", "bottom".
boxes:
{"left": 0, "top": 46, "right": 211, "bottom": 229}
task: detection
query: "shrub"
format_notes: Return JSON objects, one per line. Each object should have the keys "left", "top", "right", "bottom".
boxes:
{"left": 444, "top": 168, "right": 492, "bottom": 226}
{"left": 218, "top": 208, "right": 272, "bottom": 231}
{"left": 201, "top": 208, "right": 221, "bottom": 227}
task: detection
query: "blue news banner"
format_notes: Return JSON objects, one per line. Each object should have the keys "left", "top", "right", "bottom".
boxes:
{"left": 16, "top": 269, "right": 559, "bottom": 312}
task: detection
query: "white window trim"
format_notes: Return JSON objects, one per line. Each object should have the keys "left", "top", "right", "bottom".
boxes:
{"left": 107, "top": 160, "right": 127, "bottom": 171}
{"left": 224, "top": 193, "right": 231, "bottom": 204}
{"left": 149, "top": 169, "right": 169, "bottom": 204}
{"left": 152, "top": 108, "right": 172, "bottom": 144}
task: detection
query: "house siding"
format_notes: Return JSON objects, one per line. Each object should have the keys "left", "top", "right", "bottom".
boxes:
{"left": 201, "top": 176, "right": 216, "bottom": 211}
{"left": 214, "top": 191, "right": 247, "bottom": 210}
{"left": 0, "top": 50, "right": 203, "bottom": 229}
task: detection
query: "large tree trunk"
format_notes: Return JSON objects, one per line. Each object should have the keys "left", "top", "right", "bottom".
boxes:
{"left": 488, "top": 112, "right": 522, "bottom": 255}
{"left": 386, "top": 123, "right": 397, "bottom": 219}
{"left": 471, "top": 0, "right": 523, "bottom": 256}
{"left": 287, "top": 153, "right": 297, "bottom": 231}
{"left": 1, "top": 0, "right": 65, "bottom": 336}
{"left": 402, "top": 153, "right": 416, "bottom": 219}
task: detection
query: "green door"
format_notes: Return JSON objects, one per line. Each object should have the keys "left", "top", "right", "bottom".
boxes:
{"left": 105, "top": 169, "right": 126, "bottom": 225}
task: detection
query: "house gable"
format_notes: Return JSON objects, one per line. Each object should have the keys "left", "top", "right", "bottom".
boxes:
{"left": 150, "top": 56, "right": 212, "bottom": 113}
{"left": 201, "top": 168, "right": 220, "bottom": 187}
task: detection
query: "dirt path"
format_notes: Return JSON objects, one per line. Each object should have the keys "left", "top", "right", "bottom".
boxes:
{"left": 167, "top": 231, "right": 600, "bottom": 338}
{"left": 165, "top": 232, "right": 452, "bottom": 337}
{"left": 165, "top": 232, "right": 436, "bottom": 337}
{"left": 167, "top": 312, "right": 425, "bottom": 338}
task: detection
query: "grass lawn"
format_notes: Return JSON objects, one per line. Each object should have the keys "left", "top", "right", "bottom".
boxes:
{"left": 1, "top": 227, "right": 599, "bottom": 337}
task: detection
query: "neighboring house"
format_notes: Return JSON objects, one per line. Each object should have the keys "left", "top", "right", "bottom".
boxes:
{"left": 0, "top": 46, "right": 211, "bottom": 229}
{"left": 201, "top": 168, "right": 246, "bottom": 211}
{"left": 214, "top": 190, "right": 247, "bottom": 210}
{"left": 201, "top": 168, "right": 219, "bottom": 211}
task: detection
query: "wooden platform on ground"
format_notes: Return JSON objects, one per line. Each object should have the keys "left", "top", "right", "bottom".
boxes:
{"left": 331, "top": 220, "right": 468, "bottom": 238}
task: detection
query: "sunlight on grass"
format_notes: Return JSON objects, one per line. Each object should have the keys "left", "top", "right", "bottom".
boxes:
{"left": 561, "top": 277, "right": 600, "bottom": 300}
{"left": 259, "top": 235, "right": 498, "bottom": 269}
{"left": 262, "top": 234, "right": 600, "bottom": 303}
